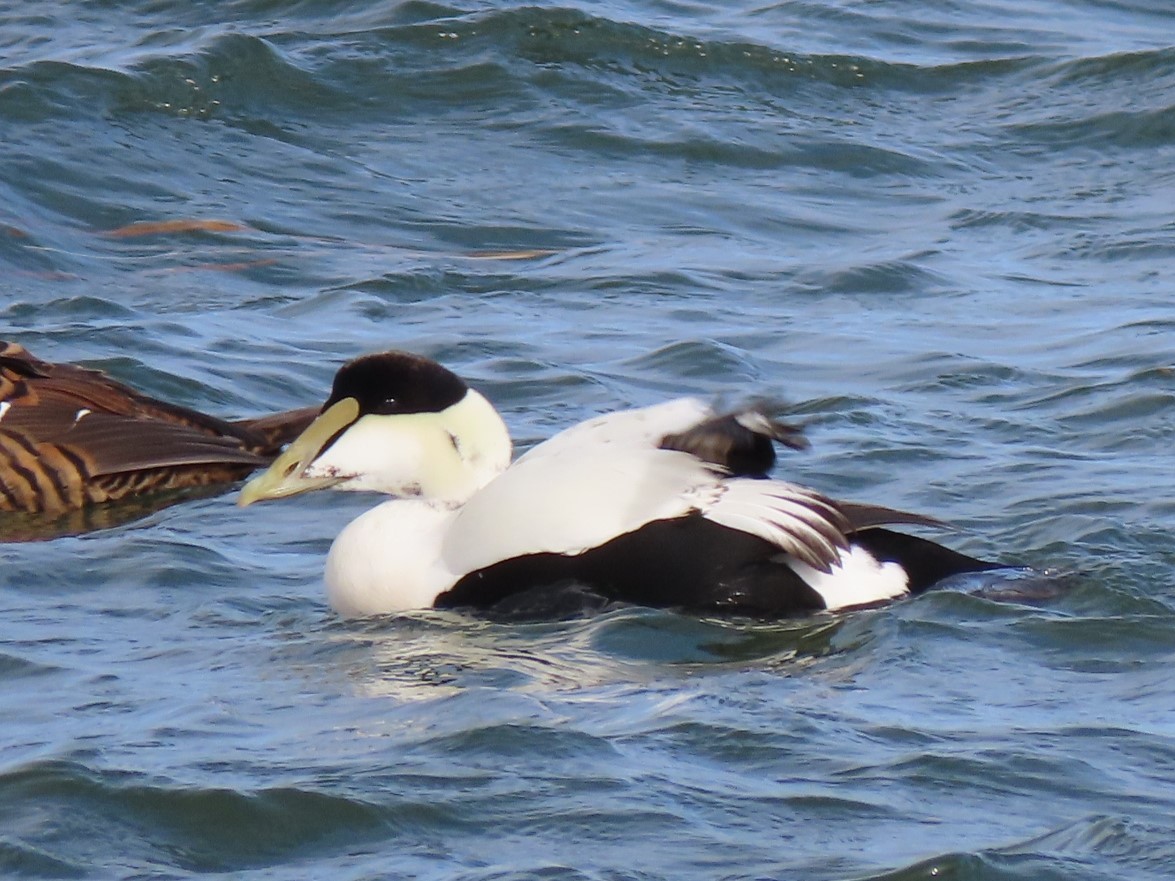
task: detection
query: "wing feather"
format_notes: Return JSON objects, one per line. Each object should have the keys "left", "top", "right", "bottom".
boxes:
{"left": 695, "top": 480, "right": 852, "bottom": 573}
{"left": 442, "top": 446, "right": 709, "bottom": 576}
{"left": 839, "top": 501, "right": 947, "bottom": 532}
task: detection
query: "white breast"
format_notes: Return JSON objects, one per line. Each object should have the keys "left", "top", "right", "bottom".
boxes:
{"left": 324, "top": 500, "right": 458, "bottom": 616}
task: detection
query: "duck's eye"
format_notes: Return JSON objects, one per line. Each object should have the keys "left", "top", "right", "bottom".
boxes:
{"left": 372, "top": 396, "right": 399, "bottom": 415}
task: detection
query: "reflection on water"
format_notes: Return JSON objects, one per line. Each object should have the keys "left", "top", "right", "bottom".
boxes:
{"left": 0, "top": 485, "right": 229, "bottom": 542}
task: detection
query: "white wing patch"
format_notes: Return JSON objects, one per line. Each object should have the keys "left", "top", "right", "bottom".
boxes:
{"left": 0, "top": 401, "right": 10, "bottom": 422}
{"left": 786, "top": 545, "right": 910, "bottom": 610}
{"left": 73, "top": 408, "right": 92, "bottom": 424}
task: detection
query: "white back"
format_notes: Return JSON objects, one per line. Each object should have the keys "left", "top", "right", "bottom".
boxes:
{"left": 441, "top": 445, "right": 714, "bottom": 576}
{"left": 515, "top": 398, "right": 714, "bottom": 464}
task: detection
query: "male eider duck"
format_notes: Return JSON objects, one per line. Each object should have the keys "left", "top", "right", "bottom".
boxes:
{"left": 238, "top": 350, "right": 1002, "bottom": 618}
{"left": 0, "top": 340, "right": 317, "bottom": 515}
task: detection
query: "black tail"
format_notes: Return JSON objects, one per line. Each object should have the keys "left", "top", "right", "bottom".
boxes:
{"left": 850, "top": 528, "right": 1002, "bottom": 595}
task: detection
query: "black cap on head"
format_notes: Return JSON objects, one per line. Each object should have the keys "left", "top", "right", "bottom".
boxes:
{"left": 324, "top": 352, "right": 468, "bottom": 417}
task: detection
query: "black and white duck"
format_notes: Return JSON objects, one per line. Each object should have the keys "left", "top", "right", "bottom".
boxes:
{"left": 239, "top": 350, "right": 1002, "bottom": 617}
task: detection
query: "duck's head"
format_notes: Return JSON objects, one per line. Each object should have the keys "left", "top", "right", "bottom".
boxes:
{"left": 238, "top": 351, "right": 511, "bottom": 507}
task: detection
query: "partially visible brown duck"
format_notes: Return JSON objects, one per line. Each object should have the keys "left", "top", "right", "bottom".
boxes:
{"left": 0, "top": 340, "right": 316, "bottom": 517}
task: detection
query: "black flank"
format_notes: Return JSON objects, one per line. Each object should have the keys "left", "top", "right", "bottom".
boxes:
{"left": 435, "top": 523, "right": 1004, "bottom": 617}
{"left": 436, "top": 514, "right": 828, "bottom": 616}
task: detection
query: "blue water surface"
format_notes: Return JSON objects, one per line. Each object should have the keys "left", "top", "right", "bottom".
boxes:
{"left": 2, "top": 1, "right": 1175, "bottom": 878}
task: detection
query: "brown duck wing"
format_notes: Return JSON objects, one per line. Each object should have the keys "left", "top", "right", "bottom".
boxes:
{"left": 2, "top": 341, "right": 254, "bottom": 440}
{"left": 232, "top": 406, "right": 320, "bottom": 456}
{"left": 34, "top": 411, "right": 268, "bottom": 475}
{"left": 0, "top": 341, "right": 310, "bottom": 514}
{"left": 0, "top": 421, "right": 267, "bottom": 513}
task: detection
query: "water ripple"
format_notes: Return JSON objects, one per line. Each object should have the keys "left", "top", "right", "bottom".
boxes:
{"left": 4, "top": 0, "right": 1175, "bottom": 879}
{"left": 0, "top": 759, "right": 389, "bottom": 874}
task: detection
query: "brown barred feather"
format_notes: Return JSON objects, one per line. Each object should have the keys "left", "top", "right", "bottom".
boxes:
{"left": 0, "top": 341, "right": 316, "bottom": 516}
